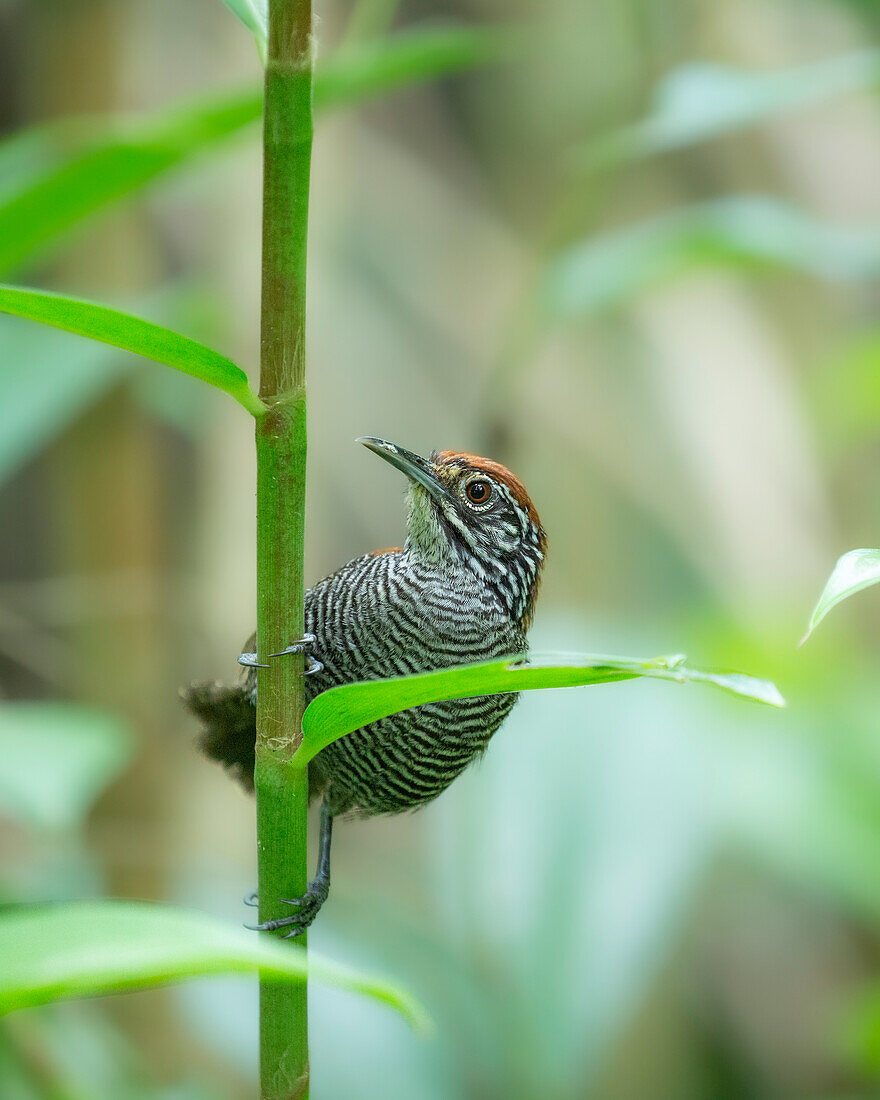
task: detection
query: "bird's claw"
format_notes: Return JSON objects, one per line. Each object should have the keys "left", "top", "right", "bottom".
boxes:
{"left": 268, "top": 633, "right": 324, "bottom": 675}
{"left": 267, "top": 632, "right": 315, "bottom": 658}
{"left": 239, "top": 634, "right": 323, "bottom": 675}
{"left": 244, "top": 884, "right": 328, "bottom": 938}
{"left": 238, "top": 652, "right": 268, "bottom": 669}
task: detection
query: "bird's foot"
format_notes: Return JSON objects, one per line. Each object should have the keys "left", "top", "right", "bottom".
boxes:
{"left": 269, "top": 632, "right": 324, "bottom": 675}
{"left": 237, "top": 651, "right": 268, "bottom": 669}
{"left": 244, "top": 880, "right": 329, "bottom": 939}
{"left": 238, "top": 633, "right": 323, "bottom": 674}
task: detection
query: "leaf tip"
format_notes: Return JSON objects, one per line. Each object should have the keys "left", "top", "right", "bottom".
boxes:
{"left": 767, "top": 685, "right": 787, "bottom": 708}
{"left": 403, "top": 996, "right": 434, "bottom": 1037}
{"left": 739, "top": 676, "right": 787, "bottom": 708}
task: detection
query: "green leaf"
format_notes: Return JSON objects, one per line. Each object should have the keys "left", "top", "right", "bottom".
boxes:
{"left": 836, "top": 982, "right": 880, "bottom": 1076}
{"left": 219, "top": 0, "right": 268, "bottom": 59}
{"left": 806, "top": 329, "right": 880, "bottom": 454}
{"left": 0, "top": 285, "right": 265, "bottom": 417}
{"left": 802, "top": 549, "right": 880, "bottom": 643}
{"left": 0, "top": 90, "right": 263, "bottom": 278}
{"left": 0, "top": 285, "right": 199, "bottom": 485}
{"left": 580, "top": 49, "right": 880, "bottom": 169}
{"left": 0, "top": 901, "right": 427, "bottom": 1028}
{"left": 0, "top": 314, "right": 132, "bottom": 484}
{"left": 344, "top": 0, "right": 404, "bottom": 43}
{"left": 318, "top": 26, "right": 512, "bottom": 112}
{"left": 0, "top": 26, "right": 508, "bottom": 276}
{"left": 0, "top": 124, "right": 61, "bottom": 205}
{"left": 542, "top": 197, "right": 880, "bottom": 318}
{"left": 0, "top": 704, "right": 133, "bottom": 831}
{"left": 296, "top": 652, "right": 785, "bottom": 767}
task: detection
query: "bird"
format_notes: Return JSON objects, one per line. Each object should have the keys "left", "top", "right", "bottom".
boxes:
{"left": 184, "top": 437, "right": 546, "bottom": 936}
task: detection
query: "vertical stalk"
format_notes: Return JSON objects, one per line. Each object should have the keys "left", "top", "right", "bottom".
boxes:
{"left": 255, "top": 1, "right": 314, "bottom": 1098}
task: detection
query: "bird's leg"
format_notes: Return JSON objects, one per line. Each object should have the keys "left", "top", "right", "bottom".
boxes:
{"left": 238, "top": 632, "right": 323, "bottom": 674}
{"left": 245, "top": 802, "right": 333, "bottom": 938}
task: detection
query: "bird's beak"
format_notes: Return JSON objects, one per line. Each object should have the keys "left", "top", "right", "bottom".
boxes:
{"left": 356, "top": 437, "right": 451, "bottom": 505}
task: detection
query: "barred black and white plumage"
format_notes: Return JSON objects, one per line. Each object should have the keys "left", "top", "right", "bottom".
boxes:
{"left": 184, "top": 438, "right": 546, "bottom": 934}
{"left": 303, "top": 548, "right": 525, "bottom": 815}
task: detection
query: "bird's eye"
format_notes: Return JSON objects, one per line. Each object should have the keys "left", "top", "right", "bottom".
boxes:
{"left": 465, "top": 480, "right": 491, "bottom": 505}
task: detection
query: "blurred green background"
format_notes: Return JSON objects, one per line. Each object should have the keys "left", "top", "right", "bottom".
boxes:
{"left": 4, "top": 0, "right": 880, "bottom": 1096}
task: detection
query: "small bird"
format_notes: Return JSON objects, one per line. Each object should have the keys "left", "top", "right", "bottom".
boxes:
{"left": 185, "top": 438, "right": 546, "bottom": 936}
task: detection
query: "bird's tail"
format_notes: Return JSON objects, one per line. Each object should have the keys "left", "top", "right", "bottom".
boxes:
{"left": 183, "top": 681, "right": 256, "bottom": 791}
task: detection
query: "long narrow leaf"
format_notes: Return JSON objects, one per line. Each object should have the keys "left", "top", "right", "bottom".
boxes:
{"left": 0, "top": 314, "right": 131, "bottom": 483}
{"left": 0, "top": 92, "right": 262, "bottom": 277}
{"left": 0, "top": 286, "right": 205, "bottom": 484}
{"left": 579, "top": 50, "right": 880, "bottom": 169}
{"left": 802, "top": 548, "right": 880, "bottom": 643}
{"left": 0, "top": 124, "right": 63, "bottom": 205}
{"left": 542, "top": 197, "right": 880, "bottom": 319}
{"left": 317, "top": 25, "right": 511, "bottom": 111}
{"left": 295, "top": 652, "right": 784, "bottom": 767}
{"left": 0, "top": 26, "right": 508, "bottom": 276}
{"left": 0, "top": 901, "right": 426, "bottom": 1028}
{"left": 0, "top": 285, "right": 264, "bottom": 416}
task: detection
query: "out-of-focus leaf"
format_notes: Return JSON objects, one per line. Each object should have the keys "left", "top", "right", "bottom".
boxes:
{"left": 219, "top": 0, "right": 268, "bottom": 59}
{"left": 0, "top": 125, "right": 61, "bottom": 205}
{"left": 319, "top": 26, "right": 512, "bottom": 111}
{"left": 296, "top": 651, "right": 784, "bottom": 767}
{"left": 542, "top": 197, "right": 880, "bottom": 318}
{"left": 802, "top": 549, "right": 880, "bottom": 643}
{"left": 0, "top": 90, "right": 262, "bottom": 277}
{"left": 344, "top": 0, "right": 404, "bottom": 42}
{"left": 808, "top": 330, "right": 880, "bottom": 453}
{"left": 0, "top": 315, "right": 131, "bottom": 484}
{"left": 1, "top": 1002, "right": 217, "bottom": 1100}
{"left": 838, "top": 985, "right": 880, "bottom": 1076}
{"left": 0, "top": 285, "right": 265, "bottom": 416}
{"left": 580, "top": 50, "right": 880, "bottom": 168}
{"left": 0, "top": 901, "right": 427, "bottom": 1029}
{"left": 0, "top": 26, "right": 508, "bottom": 275}
{"left": 0, "top": 286, "right": 218, "bottom": 485}
{"left": 0, "top": 703, "right": 133, "bottom": 831}
{"left": 425, "top": 648, "right": 732, "bottom": 1094}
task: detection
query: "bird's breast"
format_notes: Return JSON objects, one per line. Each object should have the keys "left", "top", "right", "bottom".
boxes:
{"left": 306, "top": 552, "right": 523, "bottom": 684}
{"left": 304, "top": 551, "right": 525, "bottom": 816}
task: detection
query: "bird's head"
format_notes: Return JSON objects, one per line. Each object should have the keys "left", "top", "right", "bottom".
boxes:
{"left": 358, "top": 437, "right": 547, "bottom": 629}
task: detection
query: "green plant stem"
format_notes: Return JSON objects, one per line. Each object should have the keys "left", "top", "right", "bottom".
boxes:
{"left": 254, "top": 0, "right": 314, "bottom": 1097}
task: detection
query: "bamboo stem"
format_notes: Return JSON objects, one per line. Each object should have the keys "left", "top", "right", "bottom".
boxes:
{"left": 254, "top": 0, "right": 314, "bottom": 1097}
